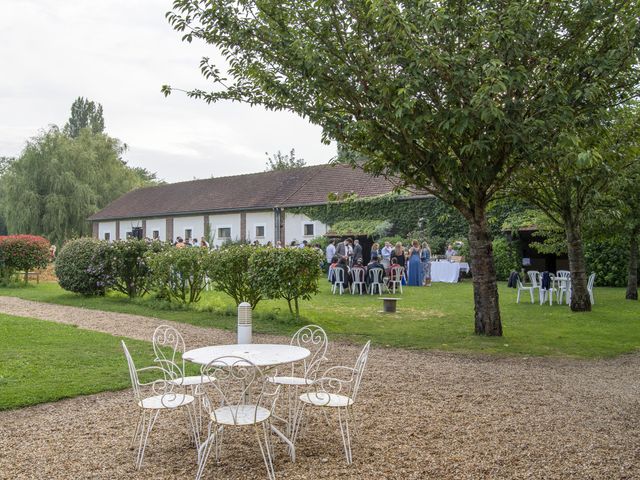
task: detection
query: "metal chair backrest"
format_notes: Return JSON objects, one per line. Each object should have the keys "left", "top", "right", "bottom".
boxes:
{"left": 291, "top": 325, "right": 328, "bottom": 381}
{"left": 352, "top": 341, "right": 371, "bottom": 403}
{"left": 122, "top": 340, "right": 142, "bottom": 402}
{"left": 152, "top": 325, "right": 186, "bottom": 381}
{"left": 200, "top": 356, "right": 268, "bottom": 425}
{"left": 527, "top": 270, "right": 539, "bottom": 287}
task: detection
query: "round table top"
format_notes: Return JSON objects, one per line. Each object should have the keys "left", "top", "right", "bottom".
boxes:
{"left": 183, "top": 344, "right": 310, "bottom": 368}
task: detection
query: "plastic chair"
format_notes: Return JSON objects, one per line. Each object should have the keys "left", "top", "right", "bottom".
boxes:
{"left": 587, "top": 272, "right": 596, "bottom": 305}
{"left": 350, "top": 268, "right": 366, "bottom": 295}
{"left": 368, "top": 268, "right": 385, "bottom": 295}
{"left": 539, "top": 274, "right": 557, "bottom": 305}
{"left": 527, "top": 271, "right": 540, "bottom": 289}
{"left": 196, "top": 356, "right": 279, "bottom": 480}
{"left": 332, "top": 267, "right": 345, "bottom": 295}
{"left": 292, "top": 341, "right": 371, "bottom": 465}
{"left": 516, "top": 278, "right": 535, "bottom": 304}
{"left": 388, "top": 266, "right": 404, "bottom": 294}
{"left": 121, "top": 341, "right": 197, "bottom": 469}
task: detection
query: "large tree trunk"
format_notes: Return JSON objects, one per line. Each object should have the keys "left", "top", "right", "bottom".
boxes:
{"left": 564, "top": 218, "right": 591, "bottom": 312}
{"left": 626, "top": 226, "right": 639, "bottom": 300}
{"left": 468, "top": 209, "right": 502, "bottom": 336}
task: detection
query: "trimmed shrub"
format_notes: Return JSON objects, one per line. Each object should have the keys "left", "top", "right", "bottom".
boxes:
{"left": 492, "top": 237, "right": 521, "bottom": 281}
{"left": 206, "top": 244, "right": 262, "bottom": 308}
{"left": 251, "top": 247, "right": 323, "bottom": 319}
{"left": 106, "top": 239, "right": 158, "bottom": 298}
{"left": 0, "top": 235, "right": 50, "bottom": 283}
{"left": 147, "top": 247, "right": 210, "bottom": 304}
{"left": 56, "top": 238, "right": 112, "bottom": 295}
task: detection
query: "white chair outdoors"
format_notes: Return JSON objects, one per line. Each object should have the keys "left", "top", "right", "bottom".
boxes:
{"left": 332, "top": 268, "right": 345, "bottom": 295}
{"left": 527, "top": 270, "right": 540, "bottom": 289}
{"left": 152, "top": 325, "right": 213, "bottom": 439}
{"left": 516, "top": 278, "right": 535, "bottom": 304}
{"left": 539, "top": 274, "right": 558, "bottom": 305}
{"left": 292, "top": 341, "right": 371, "bottom": 465}
{"left": 588, "top": 272, "right": 596, "bottom": 305}
{"left": 327, "top": 265, "right": 335, "bottom": 282}
{"left": 556, "top": 270, "right": 571, "bottom": 279}
{"left": 196, "top": 356, "right": 280, "bottom": 480}
{"left": 368, "top": 268, "right": 385, "bottom": 295}
{"left": 268, "top": 325, "right": 328, "bottom": 438}
{"left": 121, "top": 340, "right": 197, "bottom": 469}
{"left": 351, "top": 268, "right": 366, "bottom": 295}
{"left": 388, "top": 266, "right": 404, "bottom": 294}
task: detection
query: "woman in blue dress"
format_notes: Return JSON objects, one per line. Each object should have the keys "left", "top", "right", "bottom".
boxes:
{"left": 407, "top": 239, "right": 423, "bottom": 286}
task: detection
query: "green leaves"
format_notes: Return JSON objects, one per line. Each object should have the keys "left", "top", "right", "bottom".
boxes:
{"left": 147, "top": 246, "right": 209, "bottom": 304}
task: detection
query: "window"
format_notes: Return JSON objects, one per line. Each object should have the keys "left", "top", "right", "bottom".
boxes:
{"left": 303, "top": 223, "right": 314, "bottom": 236}
{"left": 152, "top": 230, "right": 159, "bottom": 240}
{"left": 184, "top": 229, "right": 192, "bottom": 240}
{"left": 104, "top": 232, "right": 110, "bottom": 241}
{"left": 255, "top": 225, "right": 265, "bottom": 238}
{"left": 218, "top": 227, "right": 231, "bottom": 239}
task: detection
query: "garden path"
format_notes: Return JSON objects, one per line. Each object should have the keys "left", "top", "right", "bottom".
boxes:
{"left": 1, "top": 296, "right": 640, "bottom": 479}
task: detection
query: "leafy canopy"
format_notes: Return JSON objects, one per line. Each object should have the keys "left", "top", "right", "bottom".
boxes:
{"left": 63, "top": 97, "right": 105, "bottom": 138}
{"left": 265, "top": 148, "right": 306, "bottom": 171}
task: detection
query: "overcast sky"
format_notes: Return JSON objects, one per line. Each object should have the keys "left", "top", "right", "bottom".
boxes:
{"left": 1, "top": 0, "right": 336, "bottom": 182}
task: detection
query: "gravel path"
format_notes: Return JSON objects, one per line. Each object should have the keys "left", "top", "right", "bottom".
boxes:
{"left": 1, "top": 296, "right": 639, "bottom": 479}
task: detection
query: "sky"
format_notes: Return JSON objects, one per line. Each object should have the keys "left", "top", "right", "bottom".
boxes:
{"left": 0, "top": 0, "right": 336, "bottom": 182}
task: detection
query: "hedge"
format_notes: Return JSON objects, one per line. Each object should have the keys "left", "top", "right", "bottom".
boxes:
{"left": 0, "top": 235, "right": 50, "bottom": 282}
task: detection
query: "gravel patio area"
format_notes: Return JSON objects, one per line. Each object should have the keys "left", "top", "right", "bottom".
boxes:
{"left": 1, "top": 296, "right": 639, "bottom": 479}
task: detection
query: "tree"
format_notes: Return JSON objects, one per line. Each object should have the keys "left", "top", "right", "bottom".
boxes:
{"left": 265, "top": 148, "right": 306, "bottom": 171}
{"left": 165, "top": 1, "right": 640, "bottom": 335}
{"left": 205, "top": 244, "right": 262, "bottom": 308}
{"left": 63, "top": 97, "right": 105, "bottom": 138}
{"left": 0, "top": 127, "right": 152, "bottom": 245}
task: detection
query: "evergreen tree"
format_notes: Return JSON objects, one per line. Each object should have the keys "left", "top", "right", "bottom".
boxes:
{"left": 63, "top": 97, "right": 105, "bottom": 138}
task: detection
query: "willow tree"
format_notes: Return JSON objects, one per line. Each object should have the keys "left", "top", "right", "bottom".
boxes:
{"left": 165, "top": 0, "right": 640, "bottom": 335}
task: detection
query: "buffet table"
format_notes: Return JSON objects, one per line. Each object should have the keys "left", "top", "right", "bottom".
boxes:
{"left": 430, "top": 261, "right": 461, "bottom": 283}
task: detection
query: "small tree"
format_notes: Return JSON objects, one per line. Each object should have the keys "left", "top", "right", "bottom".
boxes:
{"left": 55, "top": 238, "right": 113, "bottom": 295}
{"left": 63, "top": 97, "right": 105, "bottom": 138}
{"left": 205, "top": 244, "right": 262, "bottom": 308}
{"left": 251, "top": 247, "right": 322, "bottom": 319}
{"left": 265, "top": 149, "right": 306, "bottom": 171}
{"left": 0, "top": 235, "right": 50, "bottom": 283}
{"left": 106, "top": 239, "right": 156, "bottom": 298}
{"left": 147, "top": 247, "right": 210, "bottom": 304}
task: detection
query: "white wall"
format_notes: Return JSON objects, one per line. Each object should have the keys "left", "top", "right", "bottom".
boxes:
{"left": 284, "top": 212, "right": 327, "bottom": 245}
{"left": 98, "top": 221, "right": 116, "bottom": 241}
{"left": 146, "top": 218, "right": 166, "bottom": 241}
{"left": 209, "top": 213, "right": 242, "bottom": 247}
{"left": 173, "top": 215, "right": 205, "bottom": 242}
{"left": 245, "top": 211, "right": 275, "bottom": 244}
{"left": 119, "top": 219, "right": 143, "bottom": 240}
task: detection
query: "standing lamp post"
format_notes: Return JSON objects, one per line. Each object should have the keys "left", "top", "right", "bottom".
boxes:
{"left": 237, "top": 302, "right": 252, "bottom": 344}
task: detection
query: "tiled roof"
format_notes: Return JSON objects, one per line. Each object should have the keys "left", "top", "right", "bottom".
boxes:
{"left": 88, "top": 164, "right": 405, "bottom": 221}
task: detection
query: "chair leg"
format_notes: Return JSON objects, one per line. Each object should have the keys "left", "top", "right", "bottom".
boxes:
{"left": 529, "top": 289, "right": 534, "bottom": 304}
{"left": 130, "top": 411, "right": 144, "bottom": 448}
{"left": 135, "top": 409, "right": 159, "bottom": 469}
{"left": 255, "top": 423, "right": 276, "bottom": 480}
{"left": 337, "top": 406, "right": 353, "bottom": 465}
{"left": 195, "top": 426, "right": 217, "bottom": 480}
{"left": 517, "top": 289, "right": 521, "bottom": 303}
{"left": 291, "top": 402, "right": 307, "bottom": 445}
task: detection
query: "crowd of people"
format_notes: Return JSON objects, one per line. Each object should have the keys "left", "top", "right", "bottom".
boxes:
{"left": 326, "top": 238, "right": 437, "bottom": 290}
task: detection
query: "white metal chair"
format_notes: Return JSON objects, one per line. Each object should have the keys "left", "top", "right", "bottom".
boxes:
{"left": 587, "top": 272, "right": 596, "bottom": 305}
{"left": 196, "top": 356, "right": 280, "bottom": 480}
{"left": 350, "top": 268, "right": 366, "bottom": 295}
{"left": 388, "top": 266, "right": 404, "bottom": 294}
{"left": 152, "top": 325, "right": 213, "bottom": 439}
{"left": 268, "top": 325, "right": 328, "bottom": 440}
{"left": 121, "top": 340, "right": 197, "bottom": 469}
{"left": 292, "top": 341, "right": 371, "bottom": 465}
{"left": 368, "top": 268, "right": 385, "bottom": 295}
{"left": 516, "top": 278, "right": 535, "bottom": 304}
{"left": 332, "top": 267, "right": 345, "bottom": 295}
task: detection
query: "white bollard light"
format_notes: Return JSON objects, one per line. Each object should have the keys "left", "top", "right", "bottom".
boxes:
{"left": 237, "top": 302, "right": 252, "bottom": 344}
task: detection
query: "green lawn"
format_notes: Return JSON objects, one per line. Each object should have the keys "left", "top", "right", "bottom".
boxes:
{"left": 0, "top": 314, "right": 161, "bottom": 410}
{"left": 1, "top": 280, "right": 639, "bottom": 358}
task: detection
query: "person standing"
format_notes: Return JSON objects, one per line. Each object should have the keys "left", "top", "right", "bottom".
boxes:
{"left": 353, "top": 239, "right": 363, "bottom": 264}
{"left": 421, "top": 241, "right": 432, "bottom": 286}
{"left": 326, "top": 240, "right": 336, "bottom": 264}
{"left": 335, "top": 238, "right": 346, "bottom": 258}
{"left": 381, "top": 241, "right": 393, "bottom": 270}
{"left": 407, "top": 240, "right": 423, "bottom": 286}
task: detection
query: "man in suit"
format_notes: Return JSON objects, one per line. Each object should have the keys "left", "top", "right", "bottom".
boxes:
{"left": 353, "top": 239, "right": 363, "bottom": 264}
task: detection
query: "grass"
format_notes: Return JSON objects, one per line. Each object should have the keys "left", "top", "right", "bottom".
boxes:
{"left": 0, "top": 314, "right": 163, "bottom": 410}
{"left": 2, "top": 280, "right": 640, "bottom": 359}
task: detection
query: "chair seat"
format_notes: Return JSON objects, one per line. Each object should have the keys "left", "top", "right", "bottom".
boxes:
{"left": 267, "top": 375, "right": 314, "bottom": 386}
{"left": 170, "top": 375, "right": 213, "bottom": 387}
{"left": 299, "top": 392, "right": 353, "bottom": 408}
{"left": 138, "top": 393, "right": 194, "bottom": 410}
{"left": 211, "top": 405, "right": 271, "bottom": 426}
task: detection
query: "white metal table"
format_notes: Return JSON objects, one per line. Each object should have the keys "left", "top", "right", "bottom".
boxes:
{"left": 183, "top": 343, "right": 310, "bottom": 461}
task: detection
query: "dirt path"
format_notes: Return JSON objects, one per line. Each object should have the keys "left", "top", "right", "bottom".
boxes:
{"left": 1, "top": 296, "right": 639, "bottom": 479}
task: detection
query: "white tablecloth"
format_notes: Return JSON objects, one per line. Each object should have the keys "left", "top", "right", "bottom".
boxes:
{"left": 430, "top": 261, "right": 461, "bottom": 283}
{"left": 458, "top": 262, "right": 470, "bottom": 273}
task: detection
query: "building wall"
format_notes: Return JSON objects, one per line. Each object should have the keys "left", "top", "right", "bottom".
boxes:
{"left": 172, "top": 215, "right": 205, "bottom": 242}
{"left": 283, "top": 212, "right": 327, "bottom": 245}
{"left": 245, "top": 210, "right": 275, "bottom": 244}
{"left": 98, "top": 221, "right": 116, "bottom": 241}
{"left": 146, "top": 218, "right": 166, "bottom": 241}
{"left": 119, "top": 219, "right": 143, "bottom": 239}
{"left": 209, "top": 213, "right": 242, "bottom": 247}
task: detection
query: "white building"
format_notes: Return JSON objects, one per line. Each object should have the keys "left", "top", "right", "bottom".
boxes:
{"left": 89, "top": 164, "right": 399, "bottom": 246}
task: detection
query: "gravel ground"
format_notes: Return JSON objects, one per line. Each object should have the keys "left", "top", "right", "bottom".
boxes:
{"left": 1, "top": 296, "right": 639, "bottom": 479}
